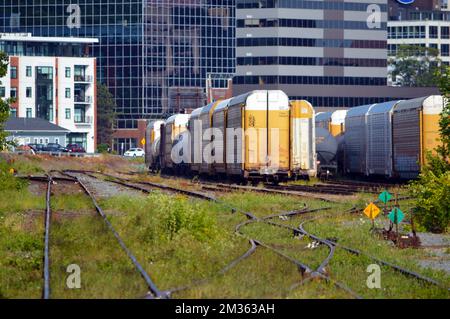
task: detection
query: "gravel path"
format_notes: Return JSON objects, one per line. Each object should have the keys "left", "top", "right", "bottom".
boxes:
{"left": 70, "top": 172, "right": 145, "bottom": 199}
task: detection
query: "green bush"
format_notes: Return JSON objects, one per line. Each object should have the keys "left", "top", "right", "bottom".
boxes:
{"left": 0, "top": 159, "right": 26, "bottom": 191}
{"left": 409, "top": 160, "right": 450, "bottom": 233}
{"left": 97, "top": 143, "right": 110, "bottom": 153}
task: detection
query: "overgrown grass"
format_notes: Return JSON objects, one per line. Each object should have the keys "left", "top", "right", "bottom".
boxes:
{"left": 49, "top": 213, "right": 148, "bottom": 299}
{"left": 301, "top": 212, "right": 450, "bottom": 297}
{"left": 100, "top": 192, "right": 248, "bottom": 291}
{"left": 0, "top": 186, "right": 45, "bottom": 298}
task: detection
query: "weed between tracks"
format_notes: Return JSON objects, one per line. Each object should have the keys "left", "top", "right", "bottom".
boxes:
{"left": 100, "top": 192, "right": 249, "bottom": 293}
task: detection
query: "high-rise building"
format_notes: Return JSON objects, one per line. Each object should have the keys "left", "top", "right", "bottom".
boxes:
{"left": 0, "top": 1, "right": 236, "bottom": 153}
{"left": 233, "top": 0, "right": 438, "bottom": 109}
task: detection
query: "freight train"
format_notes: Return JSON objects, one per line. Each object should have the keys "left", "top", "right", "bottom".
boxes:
{"left": 315, "top": 95, "right": 444, "bottom": 179}
{"left": 145, "top": 90, "right": 317, "bottom": 183}
{"left": 146, "top": 92, "right": 444, "bottom": 182}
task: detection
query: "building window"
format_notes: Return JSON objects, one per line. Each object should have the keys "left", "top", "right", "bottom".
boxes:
{"left": 442, "top": 44, "right": 450, "bottom": 57}
{"left": 26, "top": 66, "right": 32, "bottom": 77}
{"left": 10, "top": 87, "right": 17, "bottom": 98}
{"left": 65, "top": 67, "right": 71, "bottom": 78}
{"left": 10, "top": 108, "right": 17, "bottom": 117}
{"left": 429, "top": 26, "right": 438, "bottom": 39}
{"left": 26, "top": 108, "right": 32, "bottom": 118}
{"left": 65, "top": 88, "right": 71, "bottom": 98}
{"left": 10, "top": 66, "right": 17, "bottom": 79}
{"left": 65, "top": 108, "right": 71, "bottom": 119}
{"left": 55, "top": 138, "right": 59, "bottom": 145}
{"left": 26, "top": 87, "right": 32, "bottom": 98}
{"left": 0, "top": 87, "right": 5, "bottom": 97}
{"left": 442, "top": 27, "right": 450, "bottom": 39}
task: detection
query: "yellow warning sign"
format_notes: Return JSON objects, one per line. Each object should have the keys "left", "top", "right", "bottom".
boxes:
{"left": 364, "top": 203, "right": 380, "bottom": 220}
{"left": 141, "top": 138, "right": 146, "bottom": 146}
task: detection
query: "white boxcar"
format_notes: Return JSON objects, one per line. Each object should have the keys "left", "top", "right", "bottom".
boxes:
{"left": 145, "top": 120, "right": 164, "bottom": 170}
{"left": 200, "top": 101, "right": 221, "bottom": 175}
{"left": 161, "top": 114, "right": 190, "bottom": 172}
{"left": 211, "top": 99, "right": 232, "bottom": 175}
{"left": 344, "top": 104, "right": 376, "bottom": 175}
{"left": 188, "top": 107, "right": 203, "bottom": 174}
{"left": 366, "top": 101, "right": 402, "bottom": 177}
{"left": 290, "top": 100, "right": 316, "bottom": 178}
{"left": 330, "top": 110, "right": 348, "bottom": 136}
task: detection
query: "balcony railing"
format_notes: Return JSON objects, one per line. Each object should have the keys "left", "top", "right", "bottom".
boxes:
{"left": 74, "top": 95, "right": 92, "bottom": 103}
{"left": 74, "top": 115, "right": 93, "bottom": 125}
{"left": 74, "top": 75, "right": 93, "bottom": 82}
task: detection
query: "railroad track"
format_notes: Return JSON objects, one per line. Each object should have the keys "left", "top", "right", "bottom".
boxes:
{"left": 78, "top": 170, "right": 362, "bottom": 298}
{"left": 298, "top": 213, "right": 450, "bottom": 292}
{"left": 53, "top": 171, "right": 449, "bottom": 297}
{"left": 23, "top": 172, "right": 165, "bottom": 299}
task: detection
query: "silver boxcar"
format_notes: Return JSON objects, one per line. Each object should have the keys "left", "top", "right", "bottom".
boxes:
{"left": 392, "top": 96, "right": 443, "bottom": 179}
{"left": 366, "top": 101, "right": 402, "bottom": 177}
{"left": 344, "top": 104, "right": 376, "bottom": 175}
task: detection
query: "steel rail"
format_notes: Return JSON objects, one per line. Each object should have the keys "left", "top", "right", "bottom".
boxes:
{"left": 61, "top": 171, "right": 166, "bottom": 299}
{"left": 80, "top": 170, "right": 365, "bottom": 298}
{"left": 43, "top": 175, "right": 52, "bottom": 299}
{"left": 298, "top": 216, "right": 450, "bottom": 291}
{"left": 167, "top": 239, "right": 258, "bottom": 296}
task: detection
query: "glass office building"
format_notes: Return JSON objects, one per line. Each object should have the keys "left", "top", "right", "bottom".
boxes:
{"left": 234, "top": 0, "right": 391, "bottom": 107}
{"left": 0, "top": 0, "right": 236, "bottom": 131}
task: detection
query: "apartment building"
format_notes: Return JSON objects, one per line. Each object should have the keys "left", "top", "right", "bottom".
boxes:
{"left": 0, "top": 33, "right": 97, "bottom": 152}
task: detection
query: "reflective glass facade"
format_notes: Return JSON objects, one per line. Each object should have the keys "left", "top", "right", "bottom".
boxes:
{"left": 234, "top": 0, "right": 391, "bottom": 108}
{"left": 0, "top": 0, "right": 236, "bottom": 128}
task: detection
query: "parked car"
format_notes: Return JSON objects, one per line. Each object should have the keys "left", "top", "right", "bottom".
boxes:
{"left": 28, "top": 144, "right": 45, "bottom": 152}
{"left": 124, "top": 148, "right": 145, "bottom": 157}
{"left": 66, "top": 144, "right": 86, "bottom": 153}
{"left": 43, "top": 143, "right": 68, "bottom": 152}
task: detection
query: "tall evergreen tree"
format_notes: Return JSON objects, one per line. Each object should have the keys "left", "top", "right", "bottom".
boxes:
{"left": 96, "top": 82, "right": 117, "bottom": 147}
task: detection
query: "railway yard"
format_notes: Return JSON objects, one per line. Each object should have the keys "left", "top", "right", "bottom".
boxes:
{"left": 0, "top": 154, "right": 449, "bottom": 299}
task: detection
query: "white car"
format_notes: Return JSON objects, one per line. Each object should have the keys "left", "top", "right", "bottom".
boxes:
{"left": 124, "top": 148, "right": 145, "bottom": 157}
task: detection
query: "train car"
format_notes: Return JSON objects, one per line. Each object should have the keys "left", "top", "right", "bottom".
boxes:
{"left": 200, "top": 101, "right": 221, "bottom": 175}
{"left": 315, "top": 112, "right": 332, "bottom": 130}
{"left": 290, "top": 100, "right": 316, "bottom": 178}
{"left": 315, "top": 110, "right": 347, "bottom": 137}
{"left": 392, "top": 95, "right": 444, "bottom": 179}
{"left": 315, "top": 127, "right": 338, "bottom": 176}
{"left": 160, "top": 114, "right": 190, "bottom": 173}
{"left": 211, "top": 99, "right": 232, "bottom": 176}
{"left": 188, "top": 107, "right": 203, "bottom": 175}
{"left": 330, "top": 110, "right": 348, "bottom": 136}
{"left": 366, "top": 101, "right": 402, "bottom": 177}
{"left": 226, "top": 90, "right": 291, "bottom": 183}
{"left": 145, "top": 120, "right": 164, "bottom": 171}
{"left": 344, "top": 104, "right": 376, "bottom": 175}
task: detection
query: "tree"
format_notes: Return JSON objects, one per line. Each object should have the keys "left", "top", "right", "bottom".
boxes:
{"left": 96, "top": 82, "right": 117, "bottom": 148}
{"left": 389, "top": 45, "right": 445, "bottom": 87}
{"left": 409, "top": 66, "right": 450, "bottom": 233}
{"left": 0, "top": 51, "right": 13, "bottom": 150}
